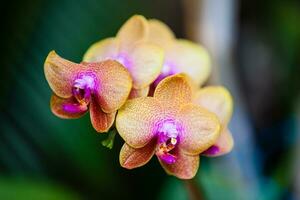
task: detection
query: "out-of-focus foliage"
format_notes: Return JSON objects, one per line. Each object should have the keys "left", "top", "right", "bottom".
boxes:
{"left": 0, "top": 177, "right": 80, "bottom": 200}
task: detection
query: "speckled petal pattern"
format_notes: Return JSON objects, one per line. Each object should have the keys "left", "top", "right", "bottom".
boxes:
{"left": 159, "top": 148, "right": 199, "bottom": 179}
{"left": 88, "top": 60, "right": 132, "bottom": 113}
{"left": 129, "top": 87, "right": 150, "bottom": 99}
{"left": 177, "top": 103, "right": 221, "bottom": 155}
{"left": 50, "top": 94, "right": 88, "bottom": 119}
{"left": 44, "top": 51, "right": 82, "bottom": 98}
{"left": 154, "top": 74, "right": 193, "bottom": 110}
{"left": 116, "top": 97, "right": 163, "bottom": 148}
{"left": 90, "top": 96, "right": 116, "bottom": 133}
{"left": 120, "top": 139, "right": 157, "bottom": 169}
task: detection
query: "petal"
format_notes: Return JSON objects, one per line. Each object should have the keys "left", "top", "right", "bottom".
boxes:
{"left": 148, "top": 19, "right": 175, "bottom": 49}
{"left": 117, "top": 15, "right": 148, "bottom": 53}
{"left": 202, "top": 128, "right": 234, "bottom": 157}
{"left": 88, "top": 60, "right": 132, "bottom": 113}
{"left": 44, "top": 51, "right": 82, "bottom": 98}
{"left": 128, "top": 42, "right": 164, "bottom": 89}
{"left": 193, "top": 86, "right": 233, "bottom": 125}
{"left": 50, "top": 94, "right": 88, "bottom": 119}
{"left": 177, "top": 104, "right": 221, "bottom": 155}
{"left": 90, "top": 96, "right": 116, "bottom": 133}
{"left": 119, "top": 139, "right": 157, "bottom": 169}
{"left": 83, "top": 37, "right": 120, "bottom": 62}
{"left": 158, "top": 149, "right": 199, "bottom": 179}
{"left": 166, "top": 39, "right": 211, "bottom": 86}
{"left": 128, "top": 87, "right": 150, "bottom": 99}
{"left": 154, "top": 73, "right": 193, "bottom": 110}
{"left": 116, "top": 97, "right": 163, "bottom": 148}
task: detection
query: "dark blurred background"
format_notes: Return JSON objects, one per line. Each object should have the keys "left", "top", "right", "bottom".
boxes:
{"left": 0, "top": 0, "right": 299, "bottom": 199}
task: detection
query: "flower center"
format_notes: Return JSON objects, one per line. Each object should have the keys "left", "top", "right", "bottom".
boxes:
{"left": 156, "top": 119, "right": 180, "bottom": 164}
{"left": 72, "top": 75, "right": 95, "bottom": 105}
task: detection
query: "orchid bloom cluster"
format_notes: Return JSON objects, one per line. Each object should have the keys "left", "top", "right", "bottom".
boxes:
{"left": 44, "top": 15, "right": 234, "bottom": 179}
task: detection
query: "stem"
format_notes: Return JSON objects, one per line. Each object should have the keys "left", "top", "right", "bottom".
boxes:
{"left": 184, "top": 179, "right": 205, "bottom": 200}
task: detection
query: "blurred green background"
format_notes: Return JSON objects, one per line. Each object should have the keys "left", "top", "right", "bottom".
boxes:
{"left": 0, "top": 0, "right": 299, "bottom": 199}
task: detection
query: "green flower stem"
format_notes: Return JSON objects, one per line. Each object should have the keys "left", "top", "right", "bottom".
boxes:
{"left": 184, "top": 179, "right": 204, "bottom": 200}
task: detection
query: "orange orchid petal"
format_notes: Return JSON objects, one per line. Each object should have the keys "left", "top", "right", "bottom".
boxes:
{"left": 202, "top": 128, "right": 234, "bottom": 157}
{"left": 88, "top": 60, "right": 132, "bottom": 113}
{"left": 117, "top": 15, "right": 148, "bottom": 53}
{"left": 158, "top": 149, "right": 199, "bottom": 179}
{"left": 166, "top": 39, "right": 211, "bottom": 86}
{"left": 116, "top": 97, "right": 163, "bottom": 148}
{"left": 83, "top": 37, "right": 119, "bottom": 62}
{"left": 44, "top": 51, "right": 82, "bottom": 98}
{"left": 129, "top": 86, "right": 150, "bottom": 99}
{"left": 50, "top": 94, "right": 88, "bottom": 119}
{"left": 90, "top": 96, "right": 116, "bottom": 133}
{"left": 154, "top": 74, "right": 193, "bottom": 110}
{"left": 120, "top": 139, "right": 157, "bottom": 169}
{"left": 129, "top": 42, "right": 164, "bottom": 89}
{"left": 194, "top": 86, "right": 233, "bottom": 125}
{"left": 148, "top": 19, "right": 175, "bottom": 49}
{"left": 178, "top": 104, "right": 221, "bottom": 155}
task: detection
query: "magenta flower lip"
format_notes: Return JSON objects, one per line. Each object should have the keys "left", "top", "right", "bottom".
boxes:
{"left": 71, "top": 72, "right": 97, "bottom": 106}
{"left": 154, "top": 119, "right": 183, "bottom": 164}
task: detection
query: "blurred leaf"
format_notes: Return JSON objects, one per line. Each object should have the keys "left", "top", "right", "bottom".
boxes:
{"left": 0, "top": 177, "right": 81, "bottom": 200}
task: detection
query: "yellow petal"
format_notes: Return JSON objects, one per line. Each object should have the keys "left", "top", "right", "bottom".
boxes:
{"left": 148, "top": 19, "right": 175, "bottom": 49}
{"left": 158, "top": 149, "right": 199, "bottom": 179}
{"left": 202, "top": 128, "right": 234, "bottom": 157}
{"left": 194, "top": 86, "right": 233, "bottom": 125}
{"left": 116, "top": 97, "right": 163, "bottom": 148}
{"left": 120, "top": 140, "right": 156, "bottom": 169}
{"left": 117, "top": 15, "right": 148, "bottom": 53}
{"left": 83, "top": 37, "right": 119, "bottom": 62}
{"left": 89, "top": 60, "right": 132, "bottom": 113}
{"left": 44, "top": 51, "right": 82, "bottom": 98}
{"left": 128, "top": 42, "right": 164, "bottom": 89}
{"left": 177, "top": 103, "right": 221, "bottom": 155}
{"left": 90, "top": 96, "right": 116, "bottom": 133}
{"left": 166, "top": 39, "right": 211, "bottom": 86}
{"left": 129, "top": 87, "right": 149, "bottom": 99}
{"left": 154, "top": 73, "right": 193, "bottom": 110}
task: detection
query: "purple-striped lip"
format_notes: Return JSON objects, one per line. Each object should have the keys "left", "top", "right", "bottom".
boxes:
{"left": 72, "top": 74, "right": 96, "bottom": 105}
{"left": 155, "top": 119, "right": 181, "bottom": 164}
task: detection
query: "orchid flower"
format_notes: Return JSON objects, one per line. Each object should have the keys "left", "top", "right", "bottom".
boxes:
{"left": 147, "top": 19, "right": 211, "bottom": 87}
{"left": 116, "top": 74, "right": 221, "bottom": 179}
{"left": 44, "top": 51, "right": 132, "bottom": 132}
{"left": 194, "top": 86, "right": 234, "bottom": 156}
{"left": 83, "top": 15, "right": 164, "bottom": 98}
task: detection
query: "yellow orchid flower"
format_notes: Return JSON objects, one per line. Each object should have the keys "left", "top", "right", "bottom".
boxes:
{"left": 83, "top": 15, "right": 164, "bottom": 98}
{"left": 44, "top": 51, "right": 132, "bottom": 132}
{"left": 194, "top": 86, "right": 234, "bottom": 156}
{"left": 116, "top": 74, "right": 221, "bottom": 179}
